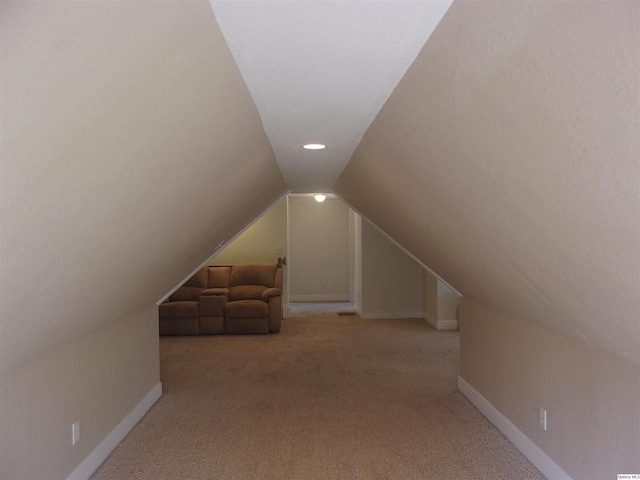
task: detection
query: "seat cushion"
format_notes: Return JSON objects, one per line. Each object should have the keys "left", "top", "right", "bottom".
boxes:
{"left": 225, "top": 300, "right": 268, "bottom": 318}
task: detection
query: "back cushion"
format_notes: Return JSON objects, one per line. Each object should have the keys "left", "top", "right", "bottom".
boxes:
{"left": 229, "top": 264, "right": 277, "bottom": 288}
{"left": 229, "top": 285, "right": 268, "bottom": 301}
{"left": 208, "top": 266, "right": 231, "bottom": 288}
{"left": 186, "top": 266, "right": 209, "bottom": 288}
{"left": 168, "top": 266, "right": 208, "bottom": 302}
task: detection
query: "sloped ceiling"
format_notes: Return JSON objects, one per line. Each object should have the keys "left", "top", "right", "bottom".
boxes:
{"left": 0, "top": 1, "right": 287, "bottom": 374}
{"left": 210, "top": 0, "right": 452, "bottom": 193}
{"left": 334, "top": 1, "right": 640, "bottom": 365}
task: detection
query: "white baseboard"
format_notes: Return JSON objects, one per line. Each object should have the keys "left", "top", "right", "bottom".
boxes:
{"left": 436, "top": 319, "right": 458, "bottom": 330}
{"left": 289, "top": 294, "right": 350, "bottom": 302}
{"left": 360, "top": 310, "right": 423, "bottom": 320}
{"left": 424, "top": 313, "right": 458, "bottom": 330}
{"left": 67, "top": 382, "right": 163, "bottom": 480}
{"left": 457, "top": 377, "right": 573, "bottom": 480}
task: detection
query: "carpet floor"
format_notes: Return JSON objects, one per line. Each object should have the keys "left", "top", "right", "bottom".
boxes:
{"left": 90, "top": 314, "right": 545, "bottom": 480}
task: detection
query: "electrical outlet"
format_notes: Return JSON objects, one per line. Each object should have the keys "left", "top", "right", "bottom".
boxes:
{"left": 72, "top": 421, "right": 80, "bottom": 445}
{"left": 538, "top": 407, "right": 547, "bottom": 431}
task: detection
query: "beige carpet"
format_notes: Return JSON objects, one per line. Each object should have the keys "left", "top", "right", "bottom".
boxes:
{"left": 90, "top": 314, "right": 545, "bottom": 480}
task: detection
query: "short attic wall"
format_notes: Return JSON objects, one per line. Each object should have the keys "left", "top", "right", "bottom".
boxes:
{"left": 423, "top": 271, "right": 459, "bottom": 330}
{"left": 460, "top": 298, "right": 640, "bottom": 480}
{"left": 1, "top": 307, "right": 160, "bottom": 480}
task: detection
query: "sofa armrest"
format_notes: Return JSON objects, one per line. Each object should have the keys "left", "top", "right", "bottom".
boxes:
{"left": 202, "top": 288, "right": 229, "bottom": 296}
{"left": 262, "top": 288, "right": 282, "bottom": 302}
{"left": 200, "top": 293, "right": 227, "bottom": 320}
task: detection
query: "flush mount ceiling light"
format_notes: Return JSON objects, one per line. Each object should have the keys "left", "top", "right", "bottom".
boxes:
{"left": 303, "top": 143, "right": 326, "bottom": 150}
{"left": 314, "top": 194, "right": 327, "bottom": 202}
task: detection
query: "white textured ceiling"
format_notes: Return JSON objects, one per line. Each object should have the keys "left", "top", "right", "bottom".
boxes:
{"left": 209, "top": 1, "right": 452, "bottom": 193}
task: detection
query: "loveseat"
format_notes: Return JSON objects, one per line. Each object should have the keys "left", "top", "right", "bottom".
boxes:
{"left": 159, "top": 264, "right": 283, "bottom": 335}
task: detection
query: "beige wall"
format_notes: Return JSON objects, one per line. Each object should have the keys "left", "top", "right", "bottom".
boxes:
{"left": 359, "top": 219, "right": 423, "bottom": 319}
{"left": 437, "top": 282, "right": 458, "bottom": 322}
{"left": 334, "top": 1, "right": 639, "bottom": 476}
{"left": 459, "top": 298, "right": 640, "bottom": 479}
{"left": 334, "top": 0, "right": 639, "bottom": 367}
{"left": 0, "top": 2, "right": 286, "bottom": 478}
{"left": 209, "top": 197, "right": 287, "bottom": 266}
{"left": 288, "top": 196, "right": 350, "bottom": 302}
{"left": 0, "top": 307, "right": 159, "bottom": 480}
{"left": 1, "top": 1, "right": 285, "bottom": 376}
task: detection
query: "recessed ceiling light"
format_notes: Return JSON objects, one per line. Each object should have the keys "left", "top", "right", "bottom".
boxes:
{"left": 314, "top": 194, "right": 327, "bottom": 202}
{"left": 303, "top": 144, "right": 326, "bottom": 150}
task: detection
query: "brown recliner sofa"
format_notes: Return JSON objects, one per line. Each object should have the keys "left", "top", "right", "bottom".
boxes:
{"left": 159, "top": 264, "right": 283, "bottom": 335}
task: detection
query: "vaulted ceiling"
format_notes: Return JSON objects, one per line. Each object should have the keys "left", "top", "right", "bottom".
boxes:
{"left": 209, "top": 1, "right": 452, "bottom": 193}
{"left": 1, "top": 0, "right": 638, "bottom": 376}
